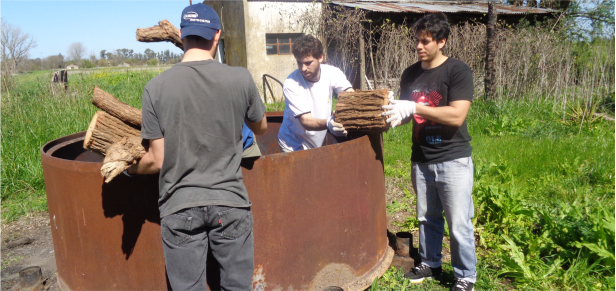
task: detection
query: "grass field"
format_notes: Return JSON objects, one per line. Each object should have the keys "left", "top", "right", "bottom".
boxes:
{"left": 378, "top": 98, "right": 615, "bottom": 290}
{"left": 2, "top": 68, "right": 614, "bottom": 290}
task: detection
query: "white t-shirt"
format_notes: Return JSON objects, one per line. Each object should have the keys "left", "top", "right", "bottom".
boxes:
{"left": 278, "top": 64, "right": 352, "bottom": 151}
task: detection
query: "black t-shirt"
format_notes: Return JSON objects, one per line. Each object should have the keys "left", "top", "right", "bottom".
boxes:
{"left": 399, "top": 58, "right": 473, "bottom": 163}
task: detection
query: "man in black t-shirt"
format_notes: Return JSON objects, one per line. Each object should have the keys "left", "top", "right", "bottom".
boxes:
{"left": 382, "top": 13, "right": 476, "bottom": 291}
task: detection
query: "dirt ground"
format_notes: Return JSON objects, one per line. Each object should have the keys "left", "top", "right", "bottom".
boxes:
{"left": 384, "top": 176, "right": 451, "bottom": 265}
{"left": 0, "top": 177, "right": 449, "bottom": 290}
{"left": 1, "top": 214, "right": 58, "bottom": 291}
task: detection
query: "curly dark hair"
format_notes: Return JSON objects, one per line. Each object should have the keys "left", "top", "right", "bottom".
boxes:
{"left": 413, "top": 13, "right": 450, "bottom": 42}
{"left": 292, "top": 34, "right": 323, "bottom": 60}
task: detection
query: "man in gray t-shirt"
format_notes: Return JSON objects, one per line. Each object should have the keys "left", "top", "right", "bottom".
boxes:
{"left": 125, "top": 3, "right": 266, "bottom": 290}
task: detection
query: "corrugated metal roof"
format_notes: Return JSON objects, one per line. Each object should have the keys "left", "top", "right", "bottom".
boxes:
{"left": 330, "top": 1, "right": 556, "bottom": 14}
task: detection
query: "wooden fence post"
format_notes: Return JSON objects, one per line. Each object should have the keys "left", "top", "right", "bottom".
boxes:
{"left": 359, "top": 27, "right": 367, "bottom": 90}
{"left": 485, "top": 1, "right": 498, "bottom": 99}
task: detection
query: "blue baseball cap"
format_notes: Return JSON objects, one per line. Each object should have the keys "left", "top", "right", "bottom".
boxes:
{"left": 180, "top": 3, "right": 221, "bottom": 40}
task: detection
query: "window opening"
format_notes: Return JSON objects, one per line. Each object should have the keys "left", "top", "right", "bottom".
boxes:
{"left": 266, "top": 33, "right": 302, "bottom": 55}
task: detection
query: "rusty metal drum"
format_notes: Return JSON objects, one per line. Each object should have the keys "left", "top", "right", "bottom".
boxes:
{"left": 41, "top": 112, "right": 393, "bottom": 291}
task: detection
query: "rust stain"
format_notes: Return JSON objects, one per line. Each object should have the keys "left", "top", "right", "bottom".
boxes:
{"left": 252, "top": 265, "right": 266, "bottom": 291}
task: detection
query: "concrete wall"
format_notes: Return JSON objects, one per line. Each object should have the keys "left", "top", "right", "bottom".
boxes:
{"left": 244, "top": 1, "right": 321, "bottom": 102}
{"left": 207, "top": 0, "right": 248, "bottom": 68}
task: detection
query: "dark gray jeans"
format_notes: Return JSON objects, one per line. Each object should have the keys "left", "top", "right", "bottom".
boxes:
{"left": 161, "top": 206, "right": 254, "bottom": 291}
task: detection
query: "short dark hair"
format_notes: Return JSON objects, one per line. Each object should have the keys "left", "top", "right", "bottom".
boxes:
{"left": 184, "top": 35, "right": 215, "bottom": 50}
{"left": 292, "top": 34, "right": 323, "bottom": 60}
{"left": 413, "top": 13, "right": 450, "bottom": 42}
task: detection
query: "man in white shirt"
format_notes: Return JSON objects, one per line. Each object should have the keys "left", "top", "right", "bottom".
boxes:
{"left": 277, "top": 34, "right": 354, "bottom": 152}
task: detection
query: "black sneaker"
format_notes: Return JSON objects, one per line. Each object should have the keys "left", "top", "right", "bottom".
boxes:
{"left": 404, "top": 263, "right": 442, "bottom": 283}
{"left": 451, "top": 279, "right": 474, "bottom": 291}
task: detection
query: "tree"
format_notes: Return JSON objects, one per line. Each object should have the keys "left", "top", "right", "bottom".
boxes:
{"left": 1, "top": 20, "right": 37, "bottom": 75}
{"left": 67, "top": 42, "right": 86, "bottom": 63}
{"left": 97, "top": 59, "right": 108, "bottom": 67}
{"left": 144, "top": 48, "right": 156, "bottom": 60}
{"left": 82, "top": 59, "right": 95, "bottom": 68}
{"left": 89, "top": 51, "right": 97, "bottom": 64}
{"left": 42, "top": 54, "right": 64, "bottom": 70}
{"left": 566, "top": 0, "right": 615, "bottom": 39}
{"left": 21, "top": 57, "right": 41, "bottom": 72}
{"left": 112, "top": 48, "right": 136, "bottom": 63}
{"left": 147, "top": 58, "right": 159, "bottom": 66}
{"left": 507, "top": 0, "right": 615, "bottom": 40}
{"left": 100, "top": 50, "right": 106, "bottom": 60}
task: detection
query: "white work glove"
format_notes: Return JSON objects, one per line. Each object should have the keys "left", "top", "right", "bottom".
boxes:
{"left": 382, "top": 100, "right": 416, "bottom": 128}
{"left": 327, "top": 115, "right": 347, "bottom": 136}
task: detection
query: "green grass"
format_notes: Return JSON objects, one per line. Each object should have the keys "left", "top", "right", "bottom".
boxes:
{"left": 2, "top": 68, "right": 614, "bottom": 290}
{"left": 378, "top": 98, "right": 615, "bottom": 290}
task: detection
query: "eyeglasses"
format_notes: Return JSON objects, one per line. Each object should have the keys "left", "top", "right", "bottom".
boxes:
{"left": 414, "top": 37, "right": 434, "bottom": 46}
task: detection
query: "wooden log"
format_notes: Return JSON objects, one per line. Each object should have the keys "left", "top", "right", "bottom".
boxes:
{"left": 100, "top": 136, "right": 146, "bottom": 183}
{"left": 87, "top": 87, "right": 146, "bottom": 183}
{"left": 92, "top": 86, "right": 142, "bottom": 128}
{"left": 335, "top": 89, "right": 390, "bottom": 133}
{"left": 83, "top": 111, "right": 146, "bottom": 183}
{"left": 83, "top": 111, "right": 141, "bottom": 155}
{"left": 136, "top": 20, "right": 183, "bottom": 50}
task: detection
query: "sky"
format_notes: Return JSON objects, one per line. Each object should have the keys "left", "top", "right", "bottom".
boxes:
{"left": 1, "top": 0, "right": 193, "bottom": 59}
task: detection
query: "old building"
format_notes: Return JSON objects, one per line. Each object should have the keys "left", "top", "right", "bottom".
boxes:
{"left": 205, "top": 0, "right": 555, "bottom": 101}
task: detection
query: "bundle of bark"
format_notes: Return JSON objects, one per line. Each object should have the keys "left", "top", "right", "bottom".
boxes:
{"left": 334, "top": 89, "right": 390, "bottom": 133}
{"left": 84, "top": 86, "right": 145, "bottom": 183}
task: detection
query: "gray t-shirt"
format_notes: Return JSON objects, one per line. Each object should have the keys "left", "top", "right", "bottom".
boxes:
{"left": 141, "top": 60, "right": 266, "bottom": 217}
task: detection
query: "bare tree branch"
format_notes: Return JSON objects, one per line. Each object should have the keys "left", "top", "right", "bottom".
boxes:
{"left": 67, "top": 42, "right": 86, "bottom": 63}
{"left": 1, "top": 20, "right": 37, "bottom": 74}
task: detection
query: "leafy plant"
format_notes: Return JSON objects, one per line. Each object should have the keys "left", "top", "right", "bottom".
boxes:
{"left": 559, "top": 101, "right": 603, "bottom": 126}
{"left": 485, "top": 115, "right": 534, "bottom": 136}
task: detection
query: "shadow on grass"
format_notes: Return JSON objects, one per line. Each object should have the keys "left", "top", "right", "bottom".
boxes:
{"left": 434, "top": 270, "right": 456, "bottom": 289}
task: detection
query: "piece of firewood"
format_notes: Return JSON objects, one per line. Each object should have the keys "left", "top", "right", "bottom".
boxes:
{"left": 92, "top": 86, "right": 142, "bottom": 128}
{"left": 83, "top": 112, "right": 146, "bottom": 183}
{"left": 136, "top": 20, "right": 183, "bottom": 50}
{"left": 84, "top": 111, "right": 142, "bottom": 155}
{"left": 334, "top": 89, "right": 390, "bottom": 133}
{"left": 86, "top": 87, "right": 146, "bottom": 183}
{"left": 100, "top": 136, "right": 146, "bottom": 183}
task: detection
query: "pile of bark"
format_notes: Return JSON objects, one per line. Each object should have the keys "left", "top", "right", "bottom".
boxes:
{"left": 335, "top": 88, "right": 390, "bottom": 133}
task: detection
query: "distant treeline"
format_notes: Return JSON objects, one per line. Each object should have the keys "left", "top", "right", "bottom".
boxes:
{"left": 16, "top": 48, "right": 184, "bottom": 72}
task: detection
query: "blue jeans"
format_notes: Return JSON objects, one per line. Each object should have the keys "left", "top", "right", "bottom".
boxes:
{"left": 412, "top": 156, "right": 477, "bottom": 283}
{"left": 161, "top": 206, "right": 254, "bottom": 291}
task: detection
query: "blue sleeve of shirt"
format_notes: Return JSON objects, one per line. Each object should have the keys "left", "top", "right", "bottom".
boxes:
{"left": 242, "top": 123, "right": 255, "bottom": 150}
